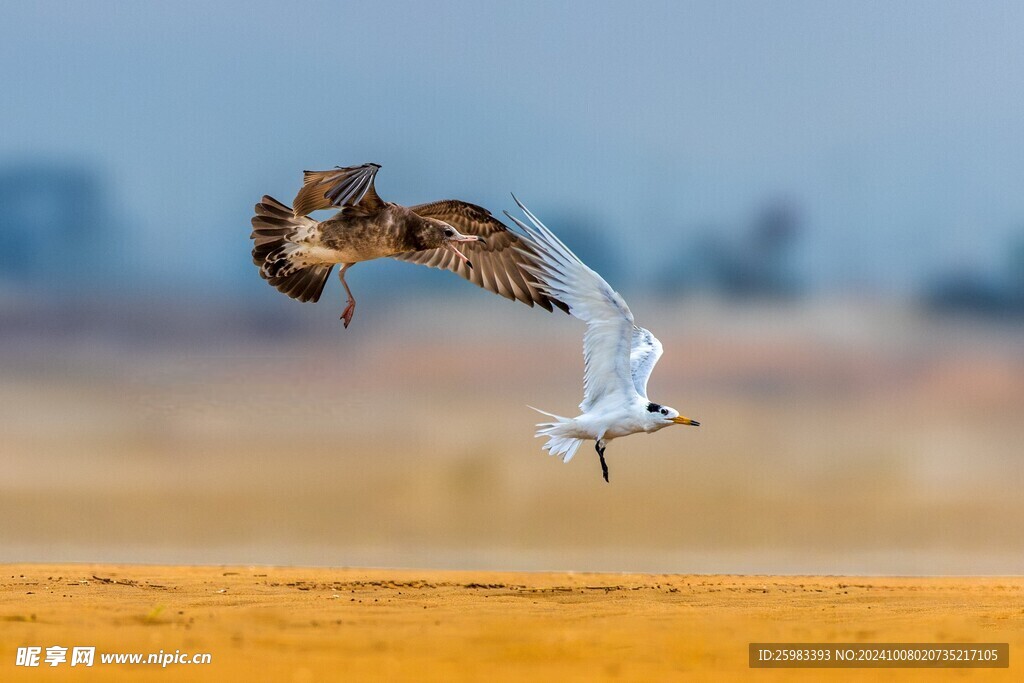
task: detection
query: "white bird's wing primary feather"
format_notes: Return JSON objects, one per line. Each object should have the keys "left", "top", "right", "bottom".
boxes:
{"left": 630, "top": 325, "right": 663, "bottom": 400}
{"left": 505, "top": 197, "right": 639, "bottom": 413}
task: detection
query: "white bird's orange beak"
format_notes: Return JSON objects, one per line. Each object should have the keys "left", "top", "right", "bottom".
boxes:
{"left": 671, "top": 416, "right": 700, "bottom": 426}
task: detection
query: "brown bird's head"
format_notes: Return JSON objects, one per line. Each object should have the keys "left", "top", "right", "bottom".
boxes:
{"left": 414, "top": 218, "right": 485, "bottom": 268}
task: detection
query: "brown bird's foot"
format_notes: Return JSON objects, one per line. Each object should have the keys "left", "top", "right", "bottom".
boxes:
{"left": 340, "top": 300, "right": 356, "bottom": 328}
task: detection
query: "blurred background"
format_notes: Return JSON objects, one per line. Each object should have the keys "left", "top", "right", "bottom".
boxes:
{"left": 1, "top": 1, "right": 1022, "bottom": 574}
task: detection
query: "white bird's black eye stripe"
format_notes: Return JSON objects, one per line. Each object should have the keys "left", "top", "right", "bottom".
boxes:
{"left": 646, "top": 402, "right": 662, "bottom": 413}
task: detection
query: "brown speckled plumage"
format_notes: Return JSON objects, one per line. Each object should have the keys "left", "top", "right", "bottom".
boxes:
{"left": 250, "top": 163, "right": 568, "bottom": 327}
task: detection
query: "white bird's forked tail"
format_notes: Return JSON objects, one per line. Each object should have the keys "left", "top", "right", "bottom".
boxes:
{"left": 530, "top": 406, "right": 584, "bottom": 463}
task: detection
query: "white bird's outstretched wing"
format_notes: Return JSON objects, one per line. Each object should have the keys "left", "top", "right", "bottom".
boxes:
{"left": 505, "top": 197, "right": 639, "bottom": 412}
{"left": 630, "top": 326, "right": 663, "bottom": 400}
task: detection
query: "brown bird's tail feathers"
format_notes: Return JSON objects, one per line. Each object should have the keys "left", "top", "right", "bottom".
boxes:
{"left": 250, "top": 196, "right": 333, "bottom": 303}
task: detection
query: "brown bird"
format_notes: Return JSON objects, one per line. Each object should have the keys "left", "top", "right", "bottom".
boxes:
{"left": 251, "top": 163, "right": 567, "bottom": 327}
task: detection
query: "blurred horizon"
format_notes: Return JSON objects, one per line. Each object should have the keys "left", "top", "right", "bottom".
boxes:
{"left": 3, "top": 296, "right": 1023, "bottom": 574}
{"left": 3, "top": 1, "right": 1024, "bottom": 303}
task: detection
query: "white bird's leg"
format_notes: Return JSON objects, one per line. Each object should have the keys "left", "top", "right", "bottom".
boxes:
{"left": 595, "top": 439, "right": 609, "bottom": 483}
{"left": 338, "top": 263, "right": 356, "bottom": 328}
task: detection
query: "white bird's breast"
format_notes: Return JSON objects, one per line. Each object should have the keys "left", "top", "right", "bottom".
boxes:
{"left": 576, "top": 402, "right": 651, "bottom": 441}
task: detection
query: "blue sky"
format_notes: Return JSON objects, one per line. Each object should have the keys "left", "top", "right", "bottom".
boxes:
{"left": 3, "top": 1, "right": 1024, "bottom": 293}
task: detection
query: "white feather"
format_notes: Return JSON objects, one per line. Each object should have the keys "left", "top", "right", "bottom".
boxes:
{"left": 629, "top": 325, "right": 664, "bottom": 399}
{"left": 506, "top": 198, "right": 692, "bottom": 477}
{"left": 506, "top": 198, "right": 637, "bottom": 413}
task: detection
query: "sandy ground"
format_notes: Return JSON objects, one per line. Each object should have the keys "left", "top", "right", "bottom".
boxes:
{"left": 0, "top": 565, "right": 1021, "bottom": 681}
{"left": 2, "top": 301, "right": 1022, "bottom": 680}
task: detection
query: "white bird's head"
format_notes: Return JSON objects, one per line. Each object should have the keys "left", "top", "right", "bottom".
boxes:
{"left": 644, "top": 402, "right": 700, "bottom": 431}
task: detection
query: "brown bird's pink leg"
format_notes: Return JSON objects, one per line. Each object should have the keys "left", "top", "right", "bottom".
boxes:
{"left": 338, "top": 263, "right": 356, "bottom": 328}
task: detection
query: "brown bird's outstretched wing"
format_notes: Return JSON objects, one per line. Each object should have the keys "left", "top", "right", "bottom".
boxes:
{"left": 395, "top": 199, "right": 569, "bottom": 313}
{"left": 292, "top": 162, "right": 384, "bottom": 217}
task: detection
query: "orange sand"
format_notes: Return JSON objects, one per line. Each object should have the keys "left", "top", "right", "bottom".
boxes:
{"left": 1, "top": 565, "right": 1021, "bottom": 681}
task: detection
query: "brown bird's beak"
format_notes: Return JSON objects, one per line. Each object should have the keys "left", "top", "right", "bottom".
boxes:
{"left": 444, "top": 241, "right": 474, "bottom": 269}
{"left": 671, "top": 416, "right": 700, "bottom": 426}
